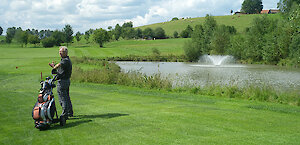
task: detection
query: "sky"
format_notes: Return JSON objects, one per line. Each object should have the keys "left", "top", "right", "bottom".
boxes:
{"left": 0, "top": 0, "right": 279, "bottom": 34}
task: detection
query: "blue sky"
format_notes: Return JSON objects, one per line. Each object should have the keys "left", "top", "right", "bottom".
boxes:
{"left": 0, "top": 0, "right": 279, "bottom": 34}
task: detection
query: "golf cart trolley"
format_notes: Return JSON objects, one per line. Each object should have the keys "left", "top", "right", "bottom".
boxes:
{"left": 32, "top": 69, "right": 61, "bottom": 130}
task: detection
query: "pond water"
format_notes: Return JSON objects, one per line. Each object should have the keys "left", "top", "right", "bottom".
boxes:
{"left": 116, "top": 61, "right": 300, "bottom": 91}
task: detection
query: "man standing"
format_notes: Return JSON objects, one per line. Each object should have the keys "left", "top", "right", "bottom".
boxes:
{"left": 49, "top": 46, "right": 73, "bottom": 126}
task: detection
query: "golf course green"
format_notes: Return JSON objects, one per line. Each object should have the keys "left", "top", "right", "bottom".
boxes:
{"left": 1, "top": 40, "right": 300, "bottom": 145}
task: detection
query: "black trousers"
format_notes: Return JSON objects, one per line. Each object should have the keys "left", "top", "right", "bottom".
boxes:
{"left": 57, "top": 79, "right": 73, "bottom": 117}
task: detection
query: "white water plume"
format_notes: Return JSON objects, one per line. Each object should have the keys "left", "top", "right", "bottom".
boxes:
{"left": 198, "top": 55, "right": 235, "bottom": 66}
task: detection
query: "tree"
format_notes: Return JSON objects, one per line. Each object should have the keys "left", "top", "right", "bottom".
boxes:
{"left": 185, "top": 25, "right": 193, "bottom": 38}
{"left": 114, "top": 24, "right": 122, "bottom": 40}
{"left": 75, "top": 31, "right": 81, "bottom": 42}
{"left": 229, "top": 34, "right": 246, "bottom": 60}
{"left": 210, "top": 25, "right": 231, "bottom": 54}
{"left": 180, "top": 30, "right": 189, "bottom": 38}
{"left": 41, "top": 37, "right": 56, "bottom": 48}
{"left": 241, "top": 15, "right": 279, "bottom": 62}
{"left": 143, "top": 28, "right": 154, "bottom": 39}
{"left": 122, "top": 21, "right": 133, "bottom": 28}
{"left": 28, "top": 34, "right": 40, "bottom": 46}
{"left": 136, "top": 28, "right": 143, "bottom": 39}
{"left": 122, "top": 27, "right": 136, "bottom": 39}
{"left": 6, "top": 27, "right": 16, "bottom": 43}
{"left": 180, "top": 25, "right": 193, "bottom": 38}
{"left": 51, "top": 30, "right": 64, "bottom": 46}
{"left": 0, "top": 26, "right": 3, "bottom": 35}
{"left": 289, "top": 33, "right": 300, "bottom": 65}
{"left": 14, "top": 29, "right": 29, "bottom": 47}
{"left": 63, "top": 24, "right": 73, "bottom": 46}
{"left": 183, "top": 25, "right": 206, "bottom": 61}
{"left": 93, "top": 28, "right": 110, "bottom": 47}
{"left": 121, "top": 22, "right": 135, "bottom": 39}
{"left": 154, "top": 27, "right": 166, "bottom": 39}
{"left": 278, "top": 0, "right": 300, "bottom": 13}
{"left": 173, "top": 31, "right": 179, "bottom": 38}
{"left": 203, "top": 15, "right": 217, "bottom": 36}
{"left": 241, "top": 0, "right": 263, "bottom": 14}
{"left": 108, "top": 26, "right": 112, "bottom": 31}
{"left": 84, "top": 29, "right": 93, "bottom": 43}
{"left": 171, "top": 17, "right": 179, "bottom": 21}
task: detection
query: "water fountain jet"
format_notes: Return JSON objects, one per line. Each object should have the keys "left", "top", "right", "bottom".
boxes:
{"left": 198, "top": 55, "right": 235, "bottom": 66}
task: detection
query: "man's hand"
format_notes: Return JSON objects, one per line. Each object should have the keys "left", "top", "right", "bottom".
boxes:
{"left": 49, "top": 62, "right": 55, "bottom": 68}
{"left": 49, "top": 61, "right": 60, "bottom": 69}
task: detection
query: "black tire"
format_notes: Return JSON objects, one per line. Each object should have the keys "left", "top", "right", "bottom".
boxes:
{"left": 60, "top": 116, "right": 66, "bottom": 126}
{"left": 38, "top": 124, "right": 50, "bottom": 131}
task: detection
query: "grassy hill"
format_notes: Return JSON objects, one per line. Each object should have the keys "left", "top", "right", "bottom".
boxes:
{"left": 138, "top": 14, "right": 281, "bottom": 37}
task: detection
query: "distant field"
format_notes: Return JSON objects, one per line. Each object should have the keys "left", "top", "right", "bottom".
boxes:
{"left": 138, "top": 14, "right": 281, "bottom": 37}
{"left": 0, "top": 36, "right": 5, "bottom": 41}
{"left": 0, "top": 38, "right": 185, "bottom": 59}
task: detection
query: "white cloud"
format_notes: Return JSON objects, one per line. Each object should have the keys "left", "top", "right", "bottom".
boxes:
{"left": 0, "top": 0, "right": 279, "bottom": 34}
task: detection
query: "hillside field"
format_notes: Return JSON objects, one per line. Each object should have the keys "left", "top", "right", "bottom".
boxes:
{"left": 138, "top": 14, "right": 281, "bottom": 37}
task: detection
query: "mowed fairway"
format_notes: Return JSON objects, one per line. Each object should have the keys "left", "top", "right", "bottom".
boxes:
{"left": 1, "top": 41, "right": 300, "bottom": 145}
{"left": 72, "top": 38, "right": 186, "bottom": 58}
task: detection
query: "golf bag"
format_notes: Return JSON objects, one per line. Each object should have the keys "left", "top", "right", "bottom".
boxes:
{"left": 32, "top": 73, "right": 59, "bottom": 130}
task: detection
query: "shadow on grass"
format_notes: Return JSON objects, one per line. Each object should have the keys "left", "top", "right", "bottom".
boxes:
{"left": 48, "top": 113, "right": 129, "bottom": 130}
{"left": 73, "top": 45, "right": 90, "bottom": 48}
{"left": 72, "top": 113, "right": 129, "bottom": 119}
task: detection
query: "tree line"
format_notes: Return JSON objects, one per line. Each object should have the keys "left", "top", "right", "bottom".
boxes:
{"left": 3, "top": 25, "right": 74, "bottom": 48}
{"left": 83, "top": 22, "right": 168, "bottom": 47}
{"left": 1, "top": 21, "right": 169, "bottom": 48}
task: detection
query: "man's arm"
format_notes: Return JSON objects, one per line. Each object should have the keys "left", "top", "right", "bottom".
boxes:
{"left": 53, "top": 63, "right": 61, "bottom": 69}
{"left": 49, "top": 62, "right": 61, "bottom": 69}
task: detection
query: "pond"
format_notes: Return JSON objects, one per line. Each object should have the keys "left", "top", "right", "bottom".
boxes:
{"left": 116, "top": 56, "right": 300, "bottom": 91}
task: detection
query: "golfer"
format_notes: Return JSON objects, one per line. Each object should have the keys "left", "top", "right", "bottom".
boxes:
{"left": 49, "top": 46, "right": 73, "bottom": 126}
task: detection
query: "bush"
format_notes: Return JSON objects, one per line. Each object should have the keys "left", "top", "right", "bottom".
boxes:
{"left": 71, "top": 57, "right": 172, "bottom": 90}
{"left": 229, "top": 34, "right": 245, "bottom": 60}
{"left": 41, "top": 37, "right": 55, "bottom": 48}
{"left": 183, "top": 25, "right": 206, "bottom": 61}
{"left": 143, "top": 28, "right": 154, "bottom": 39}
{"left": 28, "top": 34, "right": 40, "bottom": 46}
{"left": 210, "top": 25, "right": 231, "bottom": 55}
{"left": 180, "top": 25, "right": 193, "bottom": 38}
{"left": 171, "top": 17, "right": 179, "bottom": 21}
{"left": 173, "top": 31, "right": 179, "bottom": 38}
{"left": 289, "top": 33, "right": 300, "bottom": 66}
{"left": 154, "top": 27, "right": 166, "bottom": 39}
{"left": 183, "top": 40, "right": 201, "bottom": 61}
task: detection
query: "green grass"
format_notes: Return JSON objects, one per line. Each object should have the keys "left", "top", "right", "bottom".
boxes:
{"left": 1, "top": 40, "right": 300, "bottom": 144}
{"left": 138, "top": 14, "right": 282, "bottom": 37}
{"left": 0, "top": 38, "right": 186, "bottom": 60}
{"left": 73, "top": 38, "right": 186, "bottom": 58}
{"left": 0, "top": 35, "right": 5, "bottom": 41}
